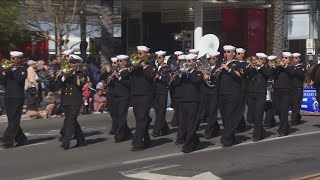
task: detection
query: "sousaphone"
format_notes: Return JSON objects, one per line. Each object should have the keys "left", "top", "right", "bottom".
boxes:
{"left": 197, "top": 34, "right": 220, "bottom": 59}
{"left": 197, "top": 34, "right": 220, "bottom": 87}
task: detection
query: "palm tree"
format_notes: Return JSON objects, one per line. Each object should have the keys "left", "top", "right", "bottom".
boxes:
{"left": 272, "top": 0, "right": 284, "bottom": 57}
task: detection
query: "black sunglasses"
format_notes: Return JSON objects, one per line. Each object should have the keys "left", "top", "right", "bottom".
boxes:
{"left": 158, "top": 56, "right": 162, "bottom": 59}
{"left": 117, "top": 60, "right": 123, "bottom": 62}
{"left": 187, "top": 60, "right": 192, "bottom": 63}
{"left": 294, "top": 57, "right": 299, "bottom": 59}
{"left": 112, "top": 61, "right": 117, "bottom": 64}
{"left": 224, "top": 51, "right": 231, "bottom": 53}
{"left": 210, "top": 57, "right": 217, "bottom": 60}
{"left": 237, "top": 53, "right": 241, "bottom": 55}
{"left": 138, "top": 52, "right": 142, "bottom": 55}
{"left": 283, "top": 57, "right": 289, "bottom": 59}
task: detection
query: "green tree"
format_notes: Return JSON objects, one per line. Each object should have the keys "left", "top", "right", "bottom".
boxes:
{"left": 0, "top": 1, "right": 30, "bottom": 52}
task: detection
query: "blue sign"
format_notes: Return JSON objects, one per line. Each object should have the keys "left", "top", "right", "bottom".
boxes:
{"left": 302, "top": 88, "right": 319, "bottom": 112}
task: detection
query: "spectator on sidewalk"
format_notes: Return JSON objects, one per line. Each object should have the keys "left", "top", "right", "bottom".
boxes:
{"left": 25, "top": 60, "right": 39, "bottom": 111}
{"left": 93, "top": 82, "right": 107, "bottom": 114}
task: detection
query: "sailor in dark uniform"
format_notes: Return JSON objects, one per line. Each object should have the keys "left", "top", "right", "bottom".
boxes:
{"left": 106, "top": 57, "right": 118, "bottom": 135}
{"left": 113, "top": 55, "right": 132, "bottom": 143}
{"left": 56, "top": 54, "right": 87, "bottom": 149}
{"left": 215, "top": 45, "right": 244, "bottom": 147}
{"left": 235, "top": 48, "right": 248, "bottom": 131}
{"left": 273, "top": 52, "right": 294, "bottom": 137}
{"left": 152, "top": 50, "right": 170, "bottom": 137}
{"left": 203, "top": 50, "right": 221, "bottom": 139}
{"left": 170, "top": 51, "right": 184, "bottom": 127}
{"left": 172, "top": 53, "right": 203, "bottom": 153}
{"left": 1, "top": 51, "right": 28, "bottom": 148}
{"left": 264, "top": 56, "right": 277, "bottom": 128}
{"left": 130, "top": 45, "right": 156, "bottom": 151}
{"left": 246, "top": 53, "right": 272, "bottom": 141}
{"left": 290, "top": 53, "right": 306, "bottom": 126}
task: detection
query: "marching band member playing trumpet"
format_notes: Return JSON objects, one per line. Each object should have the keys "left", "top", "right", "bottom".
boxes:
{"left": 216, "top": 45, "right": 244, "bottom": 147}
{"left": 264, "top": 56, "right": 277, "bottom": 129}
{"left": 56, "top": 55, "right": 87, "bottom": 150}
{"left": 152, "top": 50, "right": 170, "bottom": 137}
{"left": 203, "top": 50, "right": 221, "bottom": 139}
{"left": 246, "top": 53, "right": 272, "bottom": 141}
{"left": 290, "top": 53, "right": 306, "bottom": 126}
{"left": 273, "top": 52, "right": 294, "bottom": 137}
{"left": 113, "top": 55, "right": 132, "bottom": 143}
{"left": 106, "top": 57, "right": 118, "bottom": 135}
{"left": 235, "top": 48, "right": 248, "bottom": 132}
{"left": 170, "top": 51, "right": 184, "bottom": 127}
{"left": 1, "top": 51, "right": 28, "bottom": 148}
{"left": 171, "top": 54, "right": 203, "bottom": 153}
{"left": 130, "top": 46, "right": 156, "bottom": 151}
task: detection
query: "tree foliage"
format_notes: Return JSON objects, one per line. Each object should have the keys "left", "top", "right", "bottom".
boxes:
{"left": 0, "top": 0, "right": 30, "bottom": 52}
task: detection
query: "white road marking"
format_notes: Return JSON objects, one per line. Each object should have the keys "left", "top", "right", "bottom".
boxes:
{"left": 24, "top": 130, "right": 320, "bottom": 180}
{"left": 120, "top": 164, "right": 222, "bottom": 180}
{"left": 123, "top": 130, "right": 320, "bottom": 164}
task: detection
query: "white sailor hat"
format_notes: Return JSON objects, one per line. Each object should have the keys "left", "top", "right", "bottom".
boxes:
{"left": 236, "top": 48, "right": 246, "bottom": 53}
{"left": 62, "top": 49, "right": 74, "bottom": 55}
{"left": 223, "top": 45, "right": 236, "bottom": 51}
{"left": 267, "top": 55, "right": 277, "bottom": 60}
{"left": 155, "top": 50, "right": 166, "bottom": 56}
{"left": 174, "top": 51, "right": 183, "bottom": 56}
{"left": 27, "top": 60, "right": 37, "bottom": 65}
{"left": 10, "top": 51, "right": 23, "bottom": 57}
{"left": 282, "top": 52, "right": 292, "bottom": 57}
{"left": 292, "top": 53, "right": 301, "bottom": 57}
{"left": 116, "top": 54, "right": 129, "bottom": 60}
{"left": 207, "top": 50, "right": 220, "bottom": 57}
{"left": 189, "top": 49, "right": 199, "bottom": 54}
{"left": 96, "top": 82, "right": 105, "bottom": 90}
{"left": 185, "top": 54, "right": 197, "bottom": 60}
{"left": 69, "top": 54, "right": 83, "bottom": 62}
{"left": 256, "top": 53, "right": 268, "bottom": 58}
{"left": 178, "top": 55, "right": 185, "bottom": 60}
{"left": 111, "top": 57, "right": 118, "bottom": 63}
{"left": 137, "top": 46, "right": 150, "bottom": 52}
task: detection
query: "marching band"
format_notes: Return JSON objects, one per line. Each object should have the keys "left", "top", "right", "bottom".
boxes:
{"left": 0, "top": 41, "right": 307, "bottom": 153}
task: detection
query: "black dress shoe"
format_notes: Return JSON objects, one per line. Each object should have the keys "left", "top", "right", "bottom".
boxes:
{"left": 151, "top": 133, "right": 160, "bottom": 137}
{"left": 109, "top": 130, "right": 115, "bottom": 135}
{"left": 16, "top": 138, "right": 27, "bottom": 147}
{"left": 60, "top": 143, "right": 70, "bottom": 150}
{"left": 2, "top": 143, "right": 14, "bottom": 149}
{"left": 181, "top": 148, "right": 193, "bottom": 153}
{"left": 130, "top": 146, "right": 145, "bottom": 151}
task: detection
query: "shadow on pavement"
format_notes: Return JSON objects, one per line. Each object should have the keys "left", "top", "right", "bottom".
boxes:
{"left": 26, "top": 136, "right": 56, "bottom": 145}
{"left": 149, "top": 138, "right": 173, "bottom": 148}
{"left": 86, "top": 137, "right": 107, "bottom": 145}
{"left": 83, "top": 131, "right": 104, "bottom": 138}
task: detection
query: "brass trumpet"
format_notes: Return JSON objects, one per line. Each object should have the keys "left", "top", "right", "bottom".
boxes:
{"left": 0, "top": 58, "right": 28, "bottom": 72}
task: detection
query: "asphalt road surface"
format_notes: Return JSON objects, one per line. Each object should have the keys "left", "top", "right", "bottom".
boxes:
{"left": 0, "top": 109, "right": 319, "bottom": 180}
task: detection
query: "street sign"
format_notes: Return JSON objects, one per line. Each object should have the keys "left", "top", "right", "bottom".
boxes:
{"left": 306, "top": 38, "right": 314, "bottom": 49}
{"left": 120, "top": 164, "right": 222, "bottom": 180}
{"left": 306, "top": 48, "right": 315, "bottom": 55}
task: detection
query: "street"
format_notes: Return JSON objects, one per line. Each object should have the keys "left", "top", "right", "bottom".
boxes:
{"left": 0, "top": 110, "right": 319, "bottom": 180}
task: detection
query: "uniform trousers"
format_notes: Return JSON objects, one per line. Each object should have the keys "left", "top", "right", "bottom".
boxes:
{"left": 219, "top": 94, "right": 242, "bottom": 146}
{"left": 290, "top": 88, "right": 303, "bottom": 124}
{"left": 247, "top": 93, "right": 266, "bottom": 140}
{"left": 171, "top": 100, "right": 179, "bottom": 127}
{"left": 114, "top": 96, "right": 131, "bottom": 141}
{"left": 107, "top": 94, "right": 117, "bottom": 134}
{"left": 2, "top": 98, "right": 26, "bottom": 144}
{"left": 61, "top": 104, "right": 84, "bottom": 145}
{"left": 197, "top": 91, "right": 208, "bottom": 122}
{"left": 264, "top": 93, "right": 276, "bottom": 127}
{"left": 177, "top": 101, "right": 200, "bottom": 151}
{"left": 153, "top": 92, "right": 169, "bottom": 134}
{"left": 131, "top": 95, "right": 153, "bottom": 148}
{"left": 274, "top": 89, "right": 290, "bottom": 135}
{"left": 204, "top": 93, "right": 220, "bottom": 138}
